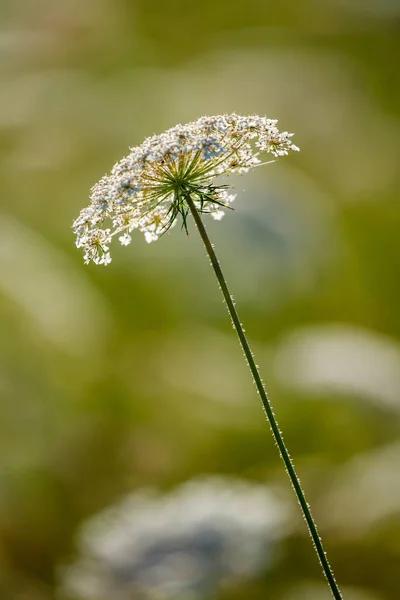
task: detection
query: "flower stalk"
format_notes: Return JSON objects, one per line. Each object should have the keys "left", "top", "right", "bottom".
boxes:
{"left": 185, "top": 193, "right": 343, "bottom": 600}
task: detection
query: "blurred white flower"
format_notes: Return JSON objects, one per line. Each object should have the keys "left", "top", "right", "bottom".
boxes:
{"left": 274, "top": 324, "right": 400, "bottom": 412}
{"left": 322, "top": 442, "right": 400, "bottom": 535}
{"left": 73, "top": 114, "right": 298, "bottom": 264}
{"left": 59, "top": 477, "right": 289, "bottom": 600}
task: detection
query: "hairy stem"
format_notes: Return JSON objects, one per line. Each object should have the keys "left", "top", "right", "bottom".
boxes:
{"left": 186, "top": 194, "right": 343, "bottom": 600}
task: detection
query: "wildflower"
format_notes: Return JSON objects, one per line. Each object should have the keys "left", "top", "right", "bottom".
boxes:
{"left": 73, "top": 114, "right": 298, "bottom": 265}
{"left": 72, "top": 116, "right": 343, "bottom": 598}
{"left": 59, "top": 477, "right": 288, "bottom": 600}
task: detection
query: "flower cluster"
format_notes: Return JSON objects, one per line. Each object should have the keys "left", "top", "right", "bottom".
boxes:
{"left": 73, "top": 114, "right": 299, "bottom": 265}
{"left": 59, "top": 477, "right": 289, "bottom": 600}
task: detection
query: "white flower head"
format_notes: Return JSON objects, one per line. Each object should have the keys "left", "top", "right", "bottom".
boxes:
{"left": 59, "top": 477, "right": 289, "bottom": 600}
{"left": 118, "top": 232, "right": 132, "bottom": 246}
{"left": 73, "top": 114, "right": 299, "bottom": 265}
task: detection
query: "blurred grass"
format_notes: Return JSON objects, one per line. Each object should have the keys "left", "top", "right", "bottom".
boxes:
{"left": 0, "top": 0, "right": 399, "bottom": 598}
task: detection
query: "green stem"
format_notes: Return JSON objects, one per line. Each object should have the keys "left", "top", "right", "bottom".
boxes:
{"left": 186, "top": 195, "right": 343, "bottom": 600}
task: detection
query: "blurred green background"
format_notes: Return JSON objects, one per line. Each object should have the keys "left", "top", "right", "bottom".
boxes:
{"left": 0, "top": 1, "right": 399, "bottom": 599}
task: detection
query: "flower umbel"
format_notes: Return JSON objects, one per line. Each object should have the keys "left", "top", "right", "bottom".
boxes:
{"left": 73, "top": 114, "right": 298, "bottom": 264}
